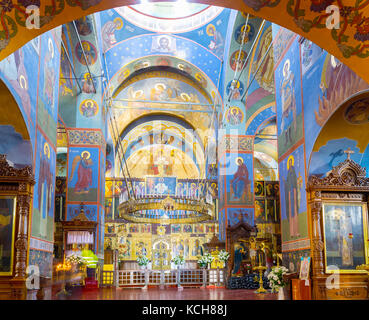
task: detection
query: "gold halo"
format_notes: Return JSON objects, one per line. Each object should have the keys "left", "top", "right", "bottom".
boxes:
{"left": 283, "top": 59, "right": 290, "bottom": 78}
{"left": 44, "top": 143, "right": 50, "bottom": 159}
{"left": 240, "top": 24, "right": 251, "bottom": 33}
{"left": 155, "top": 83, "right": 166, "bottom": 91}
{"left": 235, "top": 157, "right": 243, "bottom": 165}
{"left": 287, "top": 155, "right": 295, "bottom": 170}
{"left": 19, "top": 75, "right": 27, "bottom": 89}
{"left": 114, "top": 17, "right": 123, "bottom": 30}
{"left": 180, "top": 93, "right": 190, "bottom": 102}
{"left": 81, "top": 151, "right": 91, "bottom": 159}
{"left": 206, "top": 24, "right": 215, "bottom": 36}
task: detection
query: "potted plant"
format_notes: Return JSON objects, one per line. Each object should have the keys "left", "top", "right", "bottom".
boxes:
{"left": 65, "top": 254, "right": 85, "bottom": 271}
{"left": 136, "top": 255, "right": 150, "bottom": 269}
{"left": 171, "top": 255, "right": 185, "bottom": 269}
{"left": 197, "top": 252, "right": 214, "bottom": 269}
{"left": 267, "top": 266, "right": 289, "bottom": 299}
{"left": 218, "top": 250, "right": 230, "bottom": 265}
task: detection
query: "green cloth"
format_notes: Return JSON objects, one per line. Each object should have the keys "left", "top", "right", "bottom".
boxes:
{"left": 81, "top": 250, "right": 98, "bottom": 268}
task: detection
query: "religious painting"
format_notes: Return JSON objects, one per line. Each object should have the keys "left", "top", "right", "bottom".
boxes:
{"left": 118, "top": 237, "right": 131, "bottom": 259}
{"left": 265, "top": 182, "right": 276, "bottom": 197}
{"left": 105, "top": 198, "right": 113, "bottom": 220}
{"left": 254, "top": 181, "right": 264, "bottom": 197}
{"left": 141, "top": 224, "right": 151, "bottom": 233}
{"left": 226, "top": 153, "right": 254, "bottom": 205}
{"left": 1, "top": 52, "right": 32, "bottom": 122}
{"left": 225, "top": 106, "right": 244, "bottom": 125}
{"left": 206, "top": 224, "right": 215, "bottom": 233}
{"left": 255, "top": 199, "right": 265, "bottom": 224}
{"left": 79, "top": 99, "right": 98, "bottom": 118}
{"left": 40, "top": 37, "right": 58, "bottom": 118}
{"left": 66, "top": 204, "right": 97, "bottom": 221}
{"left": 105, "top": 180, "right": 114, "bottom": 198}
{"left": 75, "top": 16, "right": 93, "bottom": 36}
{"left": 219, "top": 209, "right": 226, "bottom": 241}
{"left": 145, "top": 177, "right": 177, "bottom": 196}
{"left": 279, "top": 144, "right": 308, "bottom": 242}
{"left": 171, "top": 224, "right": 181, "bottom": 233}
{"left": 0, "top": 125, "right": 33, "bottom": 168}
{"left": 28, "top": 249, "right": 53, "bottom": 278}
{"left": 81, "top": 72, "right": 98, "bottom": 94}
{"left": 0, "top": 197, "right": 16, "bottom": 275}
{"left": 235, "top": 22, "right": 254, "bottom": 45}
{"left": 206, "top": 24, "right": 224, "bottom": 57}
{"left": 32, "top": 132, "right": 56, "bottom": 242}
{"left": 275, "top": 39, "right": 303, "bottom": 157}
{"left": 67, "top": 147, "right": 99, "bottom": 202}
{"left": 194, "top": 224, "right": 204, "bottom": 234}
{"left": 323, "top": 203, "right": 368, "bottom": 273}
{"left": 309, "top": 138, "right": 362, "bottom": 177}
{"left": 129, "top": 224, "right": 140, "bottom": 233}
{"left": 183, "top": 224, "right": 193, "bottom": 233}
{"left": 266, "top": 199, "right": 278, "bottom": 223}
{"left": 230, "top": 50, "right": 246, "bottom": 72}
{"left": 75, "top": 40, "right": 97, "bottom": 66}
{"left": 226, "top": 80, "right": 244, "bottom": 101}
{"left": 227, "top": 208, "right": 254, "bottom": 226}
{"left": 232, "top": 241, "right": 247, "bottom": 277}
{"left": 299, "top": 256, "right": 311, "bottom": 280}
{"left": 151, "top": 35, "right": 176, "bottom": 53}
{"left": 191, "top": 239, "right": 203, "bottom": 257}
{"left": 101, "top": 17, "right": 123, "bottom": 52}
{"left": 251, "top": 25, "right": 275, "bottom": 94}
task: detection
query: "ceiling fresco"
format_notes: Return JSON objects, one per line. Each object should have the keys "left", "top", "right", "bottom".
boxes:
{"left": 111, "top": 70, "right": 217, "bottom": 148}
{"left": 3, "top": 1, "right": 369, "bottom": 85}
{"left": 309, "top": 92, "right": 369, "bottom": 177}
{"left": 116, "top": 3, "right": 223, "bottom": 33}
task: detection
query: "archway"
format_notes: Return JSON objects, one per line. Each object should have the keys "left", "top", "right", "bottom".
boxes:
{"left": 0, "top": 79, "right": 33, "bottom": 169}
{"left": 2, "top": 1, "right": 369, "bottom": 84}
{"left": 309, "top": 90, "right": 369, "bottom": 178}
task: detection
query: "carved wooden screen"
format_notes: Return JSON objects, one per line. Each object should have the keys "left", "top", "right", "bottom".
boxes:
{"left": 307, "top": 157, "right": 369, "bottom": 300}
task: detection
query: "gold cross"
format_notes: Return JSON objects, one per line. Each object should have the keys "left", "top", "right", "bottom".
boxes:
{"left": 344, "top": 147, "right": 354, "bottom": 160}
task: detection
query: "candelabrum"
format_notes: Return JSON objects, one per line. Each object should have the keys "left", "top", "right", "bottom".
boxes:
{"left": 253, "top": 261, "right": 267, "bottom": 294}
{"left": 56, "top": 262, "right": 72, "bottom": 297}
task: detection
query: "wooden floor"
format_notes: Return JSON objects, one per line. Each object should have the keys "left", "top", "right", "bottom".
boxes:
{"left": 52, "top": 286, "right": 280, "bottom": 300}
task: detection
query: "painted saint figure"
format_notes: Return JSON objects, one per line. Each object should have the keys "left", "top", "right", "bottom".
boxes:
{"left": 38, "top": 143, "right": 53, "bottom": 238}
{"left": 283, "top": 155, "right": 300, "bottom": 238}
{"left": 70, "top": 151, "right": 93, "bottom": 194}
{"left": 230, "top": 157, "right": 250, "bottom": 201}
{"left": 232, "top": 242, "right": 247, "bottom": 276}
{"left": 280, "top": 59, "right": 296, "bottom": 146}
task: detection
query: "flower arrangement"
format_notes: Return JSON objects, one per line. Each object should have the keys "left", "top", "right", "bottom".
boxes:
{"left": 267, "top": 266, "right": 289, "bottom": 292}
{"left": 197, "top": 252, "right": 214, "bottom": 268}
{"left": 65, "top": 254, "right": 85, "bottom": 266}
{"left": 136, "top": 255, "right": 150, "bottom": 267}
{"left": 171, "top": 255, "right": 185, "bottom": 266}
{"left": 218, "top": 249, "right": 230, "bottom": 262}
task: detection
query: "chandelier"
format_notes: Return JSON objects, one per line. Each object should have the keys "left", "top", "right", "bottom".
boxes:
{"left": 118, "top": 194, "right": 214, "bottom": 224}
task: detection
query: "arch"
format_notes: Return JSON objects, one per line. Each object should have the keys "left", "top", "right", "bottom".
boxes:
{"left": 308, "top": 90, "right": 369, "bottom": 178}
{"left": 0, "top": 78, "right": 33, "bottom": 169}
{"left": 1, "top": 1, "right": 369, "bottom": 84}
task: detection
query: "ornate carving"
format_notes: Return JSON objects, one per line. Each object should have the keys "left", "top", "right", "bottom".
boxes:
{"left": 312, "top": 239, "right": 324, "bottom": 252}
{"left": 0, "top": 154, "right": 34, "bottom": 179}
{"left": 308, "top": 158, "right": 369, "bottom": 190}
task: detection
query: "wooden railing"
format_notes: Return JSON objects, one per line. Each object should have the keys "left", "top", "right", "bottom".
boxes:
{"left": 100, "top": 268, "right": 225, "bottom": 288}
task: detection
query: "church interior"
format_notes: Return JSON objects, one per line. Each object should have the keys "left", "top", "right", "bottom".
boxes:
{"left": 0, "top": 0, "right": 369, "bottom": 301}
